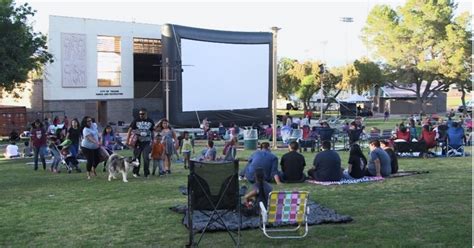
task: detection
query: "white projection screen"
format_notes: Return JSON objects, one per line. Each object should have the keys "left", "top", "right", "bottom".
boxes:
{"left": 181, "top": 39, "right": 269, "bottom": 112}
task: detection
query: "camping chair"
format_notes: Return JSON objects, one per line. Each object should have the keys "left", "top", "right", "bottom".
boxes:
{"left": 380, "top": 129, "right": 393, "bottom": 140}
{"left": 259, "top": 191, "right": 310, "bottom": 239}
{"left": 187, "top": 160, "right": 241, "bottom": 247}
{"left": 446, "top": 128, "right": 465, "bottom": 157}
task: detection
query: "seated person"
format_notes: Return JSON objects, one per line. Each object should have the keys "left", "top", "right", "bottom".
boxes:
{"left": 419, "top": 125, "right": 437, "bottom": 150}
{"left": 366, "top": 140, "right": 392, "bottom": 177}
{"left": 395, "top": 124, "right": 411, "bottom": 142}
{"left": 307, "top": 140, "right": 342, "bottom": 181}
{"left": 280, "top": 141, "right": 306, "bottom": 183}
{"left": 347, "top": 122, "right": 364, "bottom": 145}
{"left": 9, "top": 130, "right": 20, "bottom": 142}
{"left": 241, "top": 142, "right": 281, "bottom": 184}
{"left": 380, "top": 140, "right": 398, "bottom": 174}
{"left": 200, "top": 140, "right": 217, "bottom": 161}
{"left": 23, "top": 141, "right": 33, "bottom": 157}
{"left": 318, "top": 122, "right": 334, "bottom": 142}
{"left": 243, "top": 168, "right": 273, "bottom": 215}
{"left": 342, "top": 144, "right": 367, "bottom": 179}
{"left": 447, "top": 122, "right": 466, "bottom": 153}
{"left": 222, "top": 137, "right": 237, "bottom": 161}
{"left": 4, "top": 141, "right": 20, "bottom": 159}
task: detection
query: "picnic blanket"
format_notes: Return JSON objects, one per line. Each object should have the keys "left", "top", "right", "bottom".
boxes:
{"left": 170, "top": 200, "right": 352, "bottom": 232}
{"left": 306, "top": 170, "right": 430, "bottom": 186}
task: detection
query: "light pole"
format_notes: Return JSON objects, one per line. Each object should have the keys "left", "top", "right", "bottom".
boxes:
{"left": 340, "top": 17, "right": 354, "bottom": 64}
{"left": 271, "top": 26, "right": 280, "bottom": 150}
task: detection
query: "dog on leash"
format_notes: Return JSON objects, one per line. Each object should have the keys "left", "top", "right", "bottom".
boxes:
{"left": 107, "top": 154, "right": 140, "bottom": 182}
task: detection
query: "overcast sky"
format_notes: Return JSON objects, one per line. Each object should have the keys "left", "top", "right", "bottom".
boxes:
{"left": 21, "top": 0, "right": 472, "bottom": 67}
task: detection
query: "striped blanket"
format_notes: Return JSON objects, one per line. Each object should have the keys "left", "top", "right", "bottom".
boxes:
{"left": 306, "top": 171, "right": 430, "bottom": 185}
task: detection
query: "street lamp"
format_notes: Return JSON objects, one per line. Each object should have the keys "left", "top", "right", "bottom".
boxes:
{"left": 340, "top": 17, "right": 354, "bottom": 64}
{"left": 271, "top": 26, "right": 281, "bottom": 150}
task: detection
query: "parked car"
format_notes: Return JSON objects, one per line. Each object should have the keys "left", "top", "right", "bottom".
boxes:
{"left": 457, "top": 100, "right": 473, "bottom": 113}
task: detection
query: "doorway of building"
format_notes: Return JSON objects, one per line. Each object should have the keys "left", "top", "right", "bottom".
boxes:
{"left": 98, "top": 101, "right": 107, "bottom": 127}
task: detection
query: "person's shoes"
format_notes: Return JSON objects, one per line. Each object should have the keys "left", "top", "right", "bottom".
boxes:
{"left": 87, "top": 175, "right": 91, "bottom": 180}
{"left": 166, "top": 170, "right": 171, "bottom": 174}
{"left": 34, "top": 167, "right": 38, "bottom": 171}
{"left": 133, "top": 174, "right": 140, "bottom": 178}
{"left": 159, "top": 172, "right": 165, "bottom": 176}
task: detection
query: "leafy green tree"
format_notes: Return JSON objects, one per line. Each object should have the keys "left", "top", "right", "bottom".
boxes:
{"left": 0, "top": 0, "right": 53, "bottom": 92}
{"left": 353, "top": 58, "right": 384, "bottom": 111}
{"left": 277, "top": 57, "right": 299, "bottom": 99}
{"left": 362, "top": 0, "right": 471, "bottom": 111}
{"left": 288, "top": 60, "right": 324, "bottom": 111}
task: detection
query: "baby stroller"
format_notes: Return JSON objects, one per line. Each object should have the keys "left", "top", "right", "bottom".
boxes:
{"left": 59, "top": 139, "right": 82, "bottom": 173}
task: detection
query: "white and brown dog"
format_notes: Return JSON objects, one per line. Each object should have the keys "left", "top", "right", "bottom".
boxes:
{"left": 107, "top": 154, "right": 140, "bottom": 182}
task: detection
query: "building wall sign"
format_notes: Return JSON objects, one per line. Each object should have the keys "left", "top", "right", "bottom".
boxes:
{"left": 61, "top": 33, "right": 87, "bottom": 87}
{"left": 96, "top": 89, "right": 124, "bottom": 96}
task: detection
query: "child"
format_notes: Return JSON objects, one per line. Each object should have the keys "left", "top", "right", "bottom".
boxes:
{"left": 243, "top": 168, "right": 273, "bottom": 216}
{"left": 150, "top": 134, "right": 165, "bottom": 176}
{"left": 223, "top": 136, "right": 237, "bottom": 161}
{"left": 23, "top": 141, "right": 33, "bottom": 157}
{"left": 179, "top": 131, "right": 194, "bottom": 169}
{"left": 201, "top": 140, "right": 216, "bottom": 161}
{"left": 59, "top": 139, "right": 81, "bottom": 173}
{"left": 48, "top": 137, "right": 61, "bottom": 173}
{"left": 101, "top": 125, "right": 116, "bottom": 171}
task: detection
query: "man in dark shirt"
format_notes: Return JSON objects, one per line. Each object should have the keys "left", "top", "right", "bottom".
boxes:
{"left": 380, "top": 140, "right": 398, "bottom": 174}
{"left": 280, "top": 141, "right": 306, "bottom": 183}
{"left": 127, "top": 108, "right": 154, "bottom": 178}
{"left": 308, "top": 140, "right": 342, "bottom": 181}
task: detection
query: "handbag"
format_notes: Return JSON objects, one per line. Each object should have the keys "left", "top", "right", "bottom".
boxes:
{"left": 128, "top": 132, "right": 138, "bottom": 148}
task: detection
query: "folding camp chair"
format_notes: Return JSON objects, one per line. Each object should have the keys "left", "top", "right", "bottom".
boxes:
{"left": 259, "top": 191, "right": 310, "bottom": 239}
{"left": 187, "top": 160, "right": 241, "bottom": 247}
{"left": 446, "top": 128, "right": 465, "bottom": 157}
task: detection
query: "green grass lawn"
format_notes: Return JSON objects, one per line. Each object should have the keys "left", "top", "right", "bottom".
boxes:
{"left": 0, "top": 140, "right": 471, "bottom": 247}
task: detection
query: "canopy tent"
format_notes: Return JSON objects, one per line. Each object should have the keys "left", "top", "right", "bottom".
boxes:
{"left": 341, "top": 94, "right": 371, "bottom": 103}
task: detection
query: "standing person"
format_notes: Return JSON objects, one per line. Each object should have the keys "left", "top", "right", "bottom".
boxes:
{"left": 280, "top": 141, "right": 306, "bottom": 183}
{"left": 150, "top": 134, "right": 165, "bottom": 176}
{"left": 307, "top": 140, "right": 342, "bottom": 181}
{"left": 384, "top": 109, "right": 390, "bottom": 122}
{"left": 63, "top": 116, "right": 70, "bottom": 129}
{"left": 155, "top": 118, "right": 178, "bottom": 174}
{"left": 127, "top": 108, "right": 154, "bottom": 178}
{"left": 81, "top": 116, "right": 101, "bottom": 179}
{"left": 30, "top": 119, "right": 47, "bottom": 170}
{"left": 66, "top": 118, "right": 81, "bottom": 159}
{"left": 342, "top": 144, "right": 367, "bottom": 179}
{"left": 366, "top": 140, "right": 392, "bottom": 177}
{"left": 179, "top": 131, "right": 194, "bottom": 169}
{"left": 100, "top": 125, "right": 116, "bottom": 171}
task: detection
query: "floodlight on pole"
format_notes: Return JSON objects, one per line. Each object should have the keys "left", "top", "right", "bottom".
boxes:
{"left": 271, "top": 26, "right": 281, "bottom": 150}
{"left": 340, "top": 16, "right": 354, "bottom": 64}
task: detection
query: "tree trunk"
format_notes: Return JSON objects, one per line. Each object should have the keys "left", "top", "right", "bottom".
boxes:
{"left": 372, "top": 85, "right": 379, "bottom": 112}
{"left": 460, "top": 85, "right": 466, "bottom": 114}
{"left": 417, "top": 97, "right": 425, "bottom": 115}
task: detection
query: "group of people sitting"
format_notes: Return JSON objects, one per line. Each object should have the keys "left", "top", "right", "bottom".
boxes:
{"left": 240, "top": 138, "right": 399, "bottom": 186}
{"left": 390, "top": 115, "right": 470, "bottom": 156}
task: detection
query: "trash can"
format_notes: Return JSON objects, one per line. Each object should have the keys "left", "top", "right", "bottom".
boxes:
{"left": 243, "top": 129, "right": 258, "bottom": 150}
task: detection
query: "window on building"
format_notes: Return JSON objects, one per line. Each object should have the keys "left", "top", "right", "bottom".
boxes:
{"left": 133, "top": 38, "right": 162, "bottom": 54}
{"left": 97, "top": 36, "right": 121, "bottom": 87}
